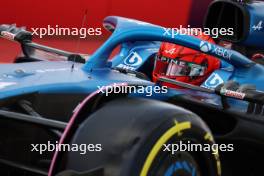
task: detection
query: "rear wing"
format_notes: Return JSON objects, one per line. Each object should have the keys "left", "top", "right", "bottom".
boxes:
{"left": 0, "top": 24, "right": 86, "bottom": 63}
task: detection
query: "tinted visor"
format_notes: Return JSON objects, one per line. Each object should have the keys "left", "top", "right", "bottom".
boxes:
{"left": 154, "top": 56, "right": 206, "bottom": 77}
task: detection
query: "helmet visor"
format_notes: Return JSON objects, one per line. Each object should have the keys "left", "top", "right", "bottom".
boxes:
{"left": 154, "top": 56, "right": 206, "bottom": 77}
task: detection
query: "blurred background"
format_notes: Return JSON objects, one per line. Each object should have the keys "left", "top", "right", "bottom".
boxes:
{"left": 0, "top": 0, "right": 212, "bottom": 62}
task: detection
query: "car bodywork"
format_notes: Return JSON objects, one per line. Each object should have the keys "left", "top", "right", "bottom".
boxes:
{"left": 1, "top": 2, "right": 264, "bottom": 176}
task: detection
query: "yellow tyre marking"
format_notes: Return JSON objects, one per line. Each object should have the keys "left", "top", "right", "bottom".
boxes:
{"left": 204, "top": 132, "right": 214, "bottom": 142}
{"left": 140, "top": 121, "right": 191, "bottom": 176}
{"left": 204, "top": 133, "right": 222, "bottom": 176}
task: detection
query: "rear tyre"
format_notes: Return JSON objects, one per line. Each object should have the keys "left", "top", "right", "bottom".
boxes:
{"left": 56, "top": 98, "right": 221, "bottom": 176}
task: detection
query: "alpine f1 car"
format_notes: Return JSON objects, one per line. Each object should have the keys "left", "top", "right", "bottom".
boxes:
{"left": 0, "top": 0, "right": 264, "bottom": 176}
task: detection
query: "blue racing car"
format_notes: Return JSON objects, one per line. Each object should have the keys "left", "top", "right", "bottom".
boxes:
{"left": 0, "top": 0, "right": 264, "bottom": 176}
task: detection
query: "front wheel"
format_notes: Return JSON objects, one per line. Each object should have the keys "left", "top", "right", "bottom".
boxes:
{"left": 55, "top": 98, "right": 221, "bottom": 176}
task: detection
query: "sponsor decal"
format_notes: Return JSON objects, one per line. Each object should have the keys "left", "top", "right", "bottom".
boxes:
{"left": 252, "top": 21, "right": 263, "bottom": 31}
{"left": 123, "top": 52, "right": 143, "bottom": 67}
{"left": 212, "top": 47, "right": 232, "bottom": 60}
{"left": 164, "top": 48, "right": 176, "bottom": 55}
{"left": 220, "top": 88, "right": 246, "bottom": 99}
{"left": 200, "top": 41, "right": 212, "bottom": 53}
{"left": 0, "top": 31, "right": 15, "bottom": 40}
{"left": 199, "top": 41, "right": 232, "bottom": 60}
{"left": 116, "top": 64, "right": 136, "bottom": 71}
{"left": 203, "top": 73, "right": 224, "bottom": 89}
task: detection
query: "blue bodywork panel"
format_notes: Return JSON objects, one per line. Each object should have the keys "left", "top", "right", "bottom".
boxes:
{"left": 244, "top": 2, "right": 264, "bottom": 48}
{"left": 0, "top": 61, "right": 152, "bottom": 99}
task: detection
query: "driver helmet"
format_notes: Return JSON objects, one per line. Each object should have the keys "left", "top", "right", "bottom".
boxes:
{"left": 152, "top": 33, "right": 220, "bottom": 87}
